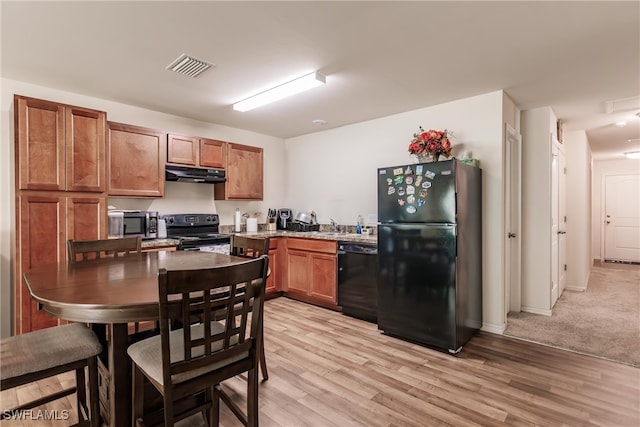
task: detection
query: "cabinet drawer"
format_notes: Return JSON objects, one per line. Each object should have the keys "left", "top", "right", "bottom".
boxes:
{"left": 287, "top": 238, "right": 336, "bottom": 254}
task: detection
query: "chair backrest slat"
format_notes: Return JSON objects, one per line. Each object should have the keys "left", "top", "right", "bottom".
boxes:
{"left": 67, "top": 236, "right": 142, "bottom": 264}
{"left": 157, "top": 255, "right": 269, "bottom": 385}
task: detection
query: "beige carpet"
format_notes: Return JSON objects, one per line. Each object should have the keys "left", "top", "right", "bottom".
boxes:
{"left": 505, "top": 262, "right": 640, "bottom": 367}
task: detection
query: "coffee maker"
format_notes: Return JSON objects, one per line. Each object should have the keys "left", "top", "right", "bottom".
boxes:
{"left": 277, "top": 208, "right": 293, "bottom": 230}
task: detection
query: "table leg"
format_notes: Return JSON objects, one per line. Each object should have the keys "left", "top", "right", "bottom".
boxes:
{"left": 108, "top": 323, "right": 132, "bottom": 427}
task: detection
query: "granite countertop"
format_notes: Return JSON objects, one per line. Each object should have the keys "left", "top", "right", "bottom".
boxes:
{"left": 234, "top": 230, "right": 377, "bottom": 244}
{"left": 141, "top": 238, "right": 181, "bottom": 249}
{"left": 141, "top": 230, "right": 377, "bottom": 250}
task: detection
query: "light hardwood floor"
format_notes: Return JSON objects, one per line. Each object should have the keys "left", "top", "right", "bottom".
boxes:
{"left": 2, "top": 297, "right": 638, "bottom": 426}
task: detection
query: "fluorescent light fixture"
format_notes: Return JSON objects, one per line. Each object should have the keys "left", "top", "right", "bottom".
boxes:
{"left": 233, "top": 71, "right": 326, "bottom": 112}
{"left": 624, "top": 151, "right": 640, "bottom": 159}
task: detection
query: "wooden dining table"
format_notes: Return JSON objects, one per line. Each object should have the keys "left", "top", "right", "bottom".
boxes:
{"left": 23, "top": 250, "right": 250, "bottom": 427}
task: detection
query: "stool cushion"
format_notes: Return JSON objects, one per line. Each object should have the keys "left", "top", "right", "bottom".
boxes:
{"left": 128, "top": 321, "right": 246, "bottom": 386}
{"left": 0, "top": 323, "right": 102, "bottom": 381}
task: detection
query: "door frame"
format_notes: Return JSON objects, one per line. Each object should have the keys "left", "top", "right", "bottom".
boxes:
{"left": 601, "top": 172, "right": 640, "bottom": 262}
{"left": 550, "top": 137, "right": 565, "bottom": 308}
{"left": 504, "top": 123, "right": 522, "bottom": 315}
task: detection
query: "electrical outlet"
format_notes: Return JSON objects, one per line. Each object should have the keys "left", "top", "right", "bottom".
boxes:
{"left": 366, "top": 213, "right": 377, "bottom": 224}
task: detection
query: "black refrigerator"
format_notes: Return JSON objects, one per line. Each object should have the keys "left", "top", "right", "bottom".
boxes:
{"left": 377, "top": 158, "right": 482, "bottom": 354}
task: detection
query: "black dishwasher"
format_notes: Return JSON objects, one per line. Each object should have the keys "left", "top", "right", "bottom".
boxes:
{"left": 337, "top": 241, "right": 378, "bottom": 323}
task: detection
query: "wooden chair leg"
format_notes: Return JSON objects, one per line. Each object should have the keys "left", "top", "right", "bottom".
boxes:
{"left": 75, "top": 366, "right": 87, "bottom": 422}
{"left": 164, "top": 391, "right": 175, "bottom": 427}
{"left": 212, "top": 385, "right": 220, "bottom": 427}
{"left": 247, "top": 367, "right": 259, "bottom": 427}
{"left": 87, "top": 357, "right": 100, "bottom": 427}
{"left": 132, "top": 364, "right": 145, "bottom": 427}
{"left": 258, "top": 311, "right": 268, "bottom": 381}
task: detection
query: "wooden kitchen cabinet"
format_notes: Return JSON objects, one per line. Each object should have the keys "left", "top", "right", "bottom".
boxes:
{"left": 15, "top": 95, "right": 106, "bottom": 193}
{"left": 67, "top": 195, "right": 108, "bottom": 241}
{"left": 167, "top": 133, "right": 226, "bottom": 169}
{"left": 108, "top": 122, "right": 166, "bottom": 197}
{"left": 15, "top": 94, "right": 108, "bottom": 334}
{"left": 266, "top": 238, "right": 282, "bottom": 296}
{"left": 214, "top": 143, "right": 263, "bottom": 200}
{"left": 284, "top": 238, "right": 337, "bottom": 307}
{"left": 16, "top": 193, "right": 106, "bottom": 334}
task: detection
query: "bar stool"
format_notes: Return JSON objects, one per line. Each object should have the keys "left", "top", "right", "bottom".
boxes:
{"left": 0, "top": 323, "right": 102, "bottom": 426}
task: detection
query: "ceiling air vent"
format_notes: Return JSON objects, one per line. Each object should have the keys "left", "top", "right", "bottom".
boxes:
{"left": 604, "top": 96, "right": 640, "bottom": 114}
{"left": 166, "top": 54, "right": 213, "bottom": 78}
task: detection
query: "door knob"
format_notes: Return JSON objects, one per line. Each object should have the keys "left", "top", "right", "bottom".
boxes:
{"left": 558, "top": 231, "right": 566, "bottom": 234}
{"left": 508, "top": 232, "right": 517, "bottom": 238}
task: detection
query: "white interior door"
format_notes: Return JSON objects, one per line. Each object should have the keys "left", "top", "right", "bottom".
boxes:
{"left": 505, "top": 124, "right": 522, "bottom": 313}
{"left": 558, "top": 147, "right": 566, "bottom": 295}
{"left": 551, "top": 141, "right": 559, "bottom": 307}
{"left": 604, "top": 174, "right": 640, "bottom": 262}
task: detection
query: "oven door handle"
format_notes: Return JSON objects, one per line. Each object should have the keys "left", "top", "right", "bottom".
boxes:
{"left": 182, "top": 247, "right": 201, "bottom": 251}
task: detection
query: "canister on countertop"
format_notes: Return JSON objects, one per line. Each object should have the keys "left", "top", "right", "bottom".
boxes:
{"left": 234, "top": 208, "right": 242, "bottom": 232}
{"left": 157, "top": 218, "right": 167, "bottom": 238}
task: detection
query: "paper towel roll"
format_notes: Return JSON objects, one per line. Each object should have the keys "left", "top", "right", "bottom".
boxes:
{"left": 246, "top": 218, "right": 258, "bottom": 233}
{"left": 235, "top": 209, "right": 242, "bottom": 232}
{"left": 157, "top": 218, "right": 167, "bottom": 238}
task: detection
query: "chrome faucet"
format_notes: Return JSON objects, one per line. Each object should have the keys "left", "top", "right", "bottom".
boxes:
{"left": 329, "top": 218, "right": 339, "bottom": 232}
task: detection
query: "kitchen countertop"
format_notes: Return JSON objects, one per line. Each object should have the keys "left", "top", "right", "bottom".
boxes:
{"left": 142, "top": 231, "right": 377, "bottom": 250}
{"left": 235, "top": 230, "right": 378, "bottom": 244}
{"left": 141, "top": 238, "right": 181, "bottom": 249}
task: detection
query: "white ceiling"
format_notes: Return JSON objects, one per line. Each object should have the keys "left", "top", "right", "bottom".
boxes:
{"left": 2, "top": 1, "right": 639, "bottom": 159}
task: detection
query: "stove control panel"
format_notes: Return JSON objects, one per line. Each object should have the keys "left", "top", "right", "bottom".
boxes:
{"left": 163, "top": 213, "right": 220, "bottom": 227}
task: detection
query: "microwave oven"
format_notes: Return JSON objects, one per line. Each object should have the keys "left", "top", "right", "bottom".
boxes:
{"left": 108, "top": 210, "right": 158, "bottom": 239}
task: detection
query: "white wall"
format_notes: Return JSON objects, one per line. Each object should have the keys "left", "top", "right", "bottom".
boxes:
{"left": 1, "top": 80, "right": 516, "bottom": 336}
{"left": 564, "top": 130, "right": 592, "bottom": 291}
{"left": 285, "top": 91, "right": 507, "bottom": 333}
{"left": 520, "top": 107, "right": 557, "bottom": 315}
{"left": 0, "top": 78, "right": 287, "bottom": 337}
{"left": 592, "top": 158, "right": 640, "bottom": 260}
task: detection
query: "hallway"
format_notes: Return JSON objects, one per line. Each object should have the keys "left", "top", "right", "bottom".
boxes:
{"left": 505, "top": 261, "right": 640, "bottom": 366}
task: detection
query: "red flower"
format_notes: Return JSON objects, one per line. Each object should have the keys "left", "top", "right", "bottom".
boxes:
{"left": 408, "top": 126, "right": 454, "bottom": 159}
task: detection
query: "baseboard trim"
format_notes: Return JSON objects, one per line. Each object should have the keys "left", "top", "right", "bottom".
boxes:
{"left": 481, "top": 322, "right": 506, "bottom": 334}
{"left": 521, "top": 306, "right": 552, "bottom": 316}
{"left": 565, "top": 286, "right": 586, "bottom": 292}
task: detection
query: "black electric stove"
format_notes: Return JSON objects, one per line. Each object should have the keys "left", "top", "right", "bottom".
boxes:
{"left": 163, "top": 213, "right": 231, "bottom": 251}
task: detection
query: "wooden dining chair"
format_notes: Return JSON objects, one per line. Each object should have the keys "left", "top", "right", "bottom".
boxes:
{"left": 0, "top": 323, "right": 102, "bottom": 426}
{"left": 67, "top": 236, "right": 155, "bottom": 336}
{"left": 67, "top": 235, "right": 142, "bottom": 264}
{"left": 229, "top": 235, "right": 270, "bottom": 381}
{"left": 127, "top": 255, "right": 269, "bottom": 427}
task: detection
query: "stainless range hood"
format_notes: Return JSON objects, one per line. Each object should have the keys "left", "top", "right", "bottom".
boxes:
{"left": 165, "top": 165, "right": 226, "bottom": 183}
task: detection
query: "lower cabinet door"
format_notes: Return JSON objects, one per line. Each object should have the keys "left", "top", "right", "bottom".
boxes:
{"left": 310, "top": 253, "right": 337, "bottom": 304}
{"left": 17, "top": 193, "right": 105, "bottom": 334}
{"left": 286, "top": 249, "right": 311, "bottom": 295}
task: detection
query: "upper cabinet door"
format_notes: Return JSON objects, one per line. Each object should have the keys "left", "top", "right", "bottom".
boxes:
{"left": 167, "top": 133, "right": 198, "bottom": 166}
{"left": 166, "top": 134, "right": 226, "bottom": 169}
{"left": 16, "top": 96, "right": 106, "bottom": 192}
{"left": 108, "top": 122, "right": 166, "bottom": 197}
{"left": 16, "top": 96, "right": 65, "bottom": 191}
{"left": 65, "top": 106, "right": 106, "bottom": 192}
{"left": 215, "top": 143, "right": 263, "bottom": 200}
{"left": 199, "top": 138, "right": 226, "bottom": 169}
